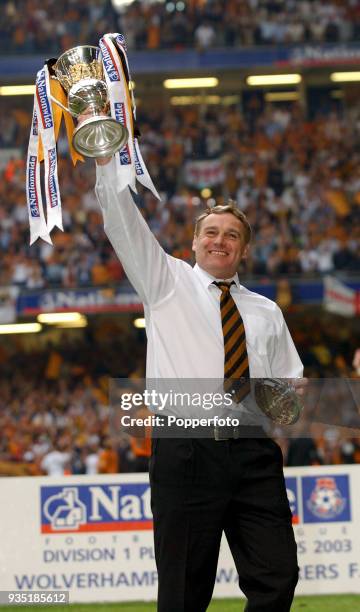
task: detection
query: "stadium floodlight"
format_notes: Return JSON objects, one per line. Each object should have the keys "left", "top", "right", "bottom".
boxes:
{"left": 330, "top": 72, "right": 360, "bottom": 82}
{"left": 170, "top": 95, "right": 221, "bottom": 105}
{"left": 0, "top": 85, "right": 36, "bottom": 96}
{"left": 246, "top": 74, "right": 302, "bottom": 86}
{"left": 37, "top": 312, "right": 84, "bottom": 324}
{"left": 0, "top": 82, "right": 137, "bottom": 97}
{"left": 265, "top": 91, "right": 300, "bottom": 102}
{"left": 111, "top": 0, "right": 136, "bottom": 9}
{"left": 164, "top": 77, "right": 219, "bottom": 89}
{"left": 0, "top": 323, "right": 42, "bottom": 334}
{"left": 55, "top": 316, "right": 88, "bottom": 328}
{"left": 134, "top": 317, "right": 146, "bottom": 328}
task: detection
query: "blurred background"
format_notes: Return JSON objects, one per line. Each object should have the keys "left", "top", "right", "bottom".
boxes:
{"left": 0, "top": 0, "right": 359, "bottom": 476}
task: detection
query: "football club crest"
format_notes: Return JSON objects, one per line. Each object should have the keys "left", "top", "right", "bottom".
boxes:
{"left": 303, "top": 475, "right": 350, "bottom": 522}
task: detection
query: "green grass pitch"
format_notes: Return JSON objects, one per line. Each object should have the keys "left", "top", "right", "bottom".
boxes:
{"left": 0, "top": 595, "right": 359, "bottom": 611}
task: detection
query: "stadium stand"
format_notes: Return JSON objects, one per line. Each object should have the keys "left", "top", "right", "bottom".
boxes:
{"left": 0, "top": 310, "right": 359, "bottom": 475}
{"left": 0, "top": 0, "right": 359, "bottom": 476}
{"left": 1, "top": 99, "right": 359, "bottom": 288}
{"left": 0, "top": 0, "right": 359, "bottom": 54}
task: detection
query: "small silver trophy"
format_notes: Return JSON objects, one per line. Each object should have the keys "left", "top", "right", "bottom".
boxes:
{"left": 254, "top": 378, "right": 303, "bottom": 425}
{"left": 52, "top": 45, "right": 128, "bottom": 158}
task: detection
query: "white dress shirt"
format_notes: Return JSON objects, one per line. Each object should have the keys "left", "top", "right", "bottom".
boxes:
{"left": 95, "top": 161, "right": 303, "bottom": 418}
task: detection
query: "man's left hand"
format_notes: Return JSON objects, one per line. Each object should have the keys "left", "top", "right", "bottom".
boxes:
{"left": 292, "top": 378, "right": 308, "bottom": 397}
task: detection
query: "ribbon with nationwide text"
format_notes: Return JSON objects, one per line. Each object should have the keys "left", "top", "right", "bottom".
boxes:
{"left": 26, "top": 32, "right": 159, "bottom": 244}
{"left": 26, "top": 65, "right": 63, "bottom": 245}
{"left": 99, "top": 33, "right": 160, "bottom": 199}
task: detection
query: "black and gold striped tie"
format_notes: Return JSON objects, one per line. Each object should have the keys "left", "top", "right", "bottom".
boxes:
{"left": 214, "top": 281, "right": 251, "bottom": 403}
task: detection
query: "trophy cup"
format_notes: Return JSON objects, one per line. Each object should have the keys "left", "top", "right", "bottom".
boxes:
{"left": 51, "top": 45, "right": 128, "bottom": 158}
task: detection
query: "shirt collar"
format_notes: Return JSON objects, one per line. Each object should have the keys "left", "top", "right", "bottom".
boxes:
{"left": 193, "top": 263, "right": 241, "bottom": 291}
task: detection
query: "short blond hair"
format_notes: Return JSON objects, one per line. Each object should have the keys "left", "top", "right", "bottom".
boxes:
{"left": 194, "top": 201, "right": 252, "bottom": 245}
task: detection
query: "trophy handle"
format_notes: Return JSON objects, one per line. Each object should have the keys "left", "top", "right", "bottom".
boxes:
{"left": 50, "top": 94, "right": 103, "bottom": 119}
{"left": 50, "top": 95, "right": 73, "bottom": 116}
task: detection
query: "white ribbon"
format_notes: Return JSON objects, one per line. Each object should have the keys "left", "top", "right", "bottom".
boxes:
{"left": 114, "top": 34, "right": 136, "bottom": 117}
{"left": 35, "top": 65, "right": 63, "bottom": 234}
{"left": 100, "top": 33, "right": 160, "bottom": 200}
{"left": 99, "top": 34, "right": 136, "bottom": 193}
{"left": 26, "top": 102, "right": 51, "bottom": 245}
{"left": 26, "top": 64, "right": 63, "bottom": 244}
{"left": 114, "top": 34, "right": 160, "bottom": 199}
{"left": 27, "top": 34, "right": 159, "bottom": 244}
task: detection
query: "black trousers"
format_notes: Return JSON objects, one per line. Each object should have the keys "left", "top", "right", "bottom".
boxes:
{"left": 149, "top": 436, "right": 298, "bottom": 612}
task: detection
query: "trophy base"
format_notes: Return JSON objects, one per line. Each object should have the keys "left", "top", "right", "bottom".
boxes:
{"left": 72, "top": 116, "right": 128, "bottom": 158}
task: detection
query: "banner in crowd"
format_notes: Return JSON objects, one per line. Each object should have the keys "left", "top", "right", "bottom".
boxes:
{"left": 286, "top": 43, "right": 360, "bottom": 67}
{"left": 17, "top": 288, "right": 143, "bottom": 316}
{"left": 0, "top": 465, "right": 359, "bottom": 602}
{"left": 15, "top": 278, "right": 360, "bottom": 317}
{"left": 184, "top": 158, "right": 225, "bottom": 189}
{"left": 4, "top": 44, "right": 360, "bottom": 81}
{"left": 323, "top": 276, "right": 360, "bottom": 317}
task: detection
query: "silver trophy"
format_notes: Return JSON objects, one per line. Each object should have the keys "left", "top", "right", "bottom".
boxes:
{"left": 51, "top": 45, "right": 128, "bottom": 158}
{"left": 254, "top": 378, "right": 303, "bottom": 425}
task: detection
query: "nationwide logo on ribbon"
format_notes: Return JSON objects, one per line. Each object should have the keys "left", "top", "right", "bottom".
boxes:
{"left": 134, "top": 143, "right": 145, "bottom": 176}
{"left": 99, "top": 39, "right": 120, "bottom": 82}
{"left": 302, "top": 475, "right": 351, "bottom": 523}
{"left": 115, "top": 33, "right": 127, "bottom": 52}
{"left": 36, "top": 69, "right": 53, "bottom": 130}
{"left": 26, "top": 63, "right": 60, "bottom": 244}
{"left": 114, "top": 102, "right": 131, "bottom": 165}
{"left": 48, "top": 148, "right": 59, "bottom": 208}
{"left": 27, "top": 156, "right": 40, "bottom": 218}
{"left": 40, "top": 484, "right": 152, "bottom": 534}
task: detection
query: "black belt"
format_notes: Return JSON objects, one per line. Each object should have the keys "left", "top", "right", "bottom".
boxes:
{"left": 152, "top": 421, "right": 265, "bottom": 440}
{"left": 213, "top": 425, "right": 265, "bottom": 440}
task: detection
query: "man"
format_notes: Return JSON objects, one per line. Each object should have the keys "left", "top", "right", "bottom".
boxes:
{"left": 40, "top": 442, "right": 71, "bottom": 477}
{"left": 94, "top": 155, "right": 303, "bottom": 611}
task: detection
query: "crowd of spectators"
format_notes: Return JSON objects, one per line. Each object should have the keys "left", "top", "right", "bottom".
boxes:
{"left": 1, "top": 95, "right": 359, "bottom": 289}
{"left": 0, "top": 319, "right": 148, "bottom": 476}
{"left": 1, "top": 2, "right": 359, "bottom": 475}
{"left": 1, "top": 0, "right": 359, "bottom": 55}
{"left": 0, "top": 313, "right": 359, "bottom": 476}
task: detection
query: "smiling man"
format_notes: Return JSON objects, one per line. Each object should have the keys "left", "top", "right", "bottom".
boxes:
{"left": 192, "top": 206, "right": 251, "bottom": 279}
{"left": 94, "top": 157, "right": 303, "bottom": 612}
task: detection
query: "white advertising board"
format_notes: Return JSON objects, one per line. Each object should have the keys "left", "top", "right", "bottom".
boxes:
{"left": 0, "top": 465, "right": 359, "bottom": 603}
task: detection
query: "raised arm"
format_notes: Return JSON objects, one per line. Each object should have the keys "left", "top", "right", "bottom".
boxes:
{"left": 270, "top": 306, "right": 304, "bottom": 378}
{"left": 95, "top": 158, "right": 174, "bottom": 306}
